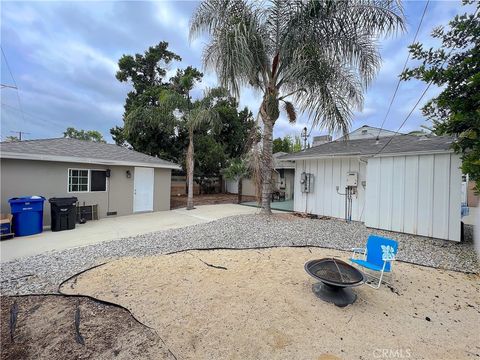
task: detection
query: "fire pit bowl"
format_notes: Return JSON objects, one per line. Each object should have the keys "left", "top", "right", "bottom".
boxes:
{"left": 305, "top": 258, "right": 364, "bottom": 307}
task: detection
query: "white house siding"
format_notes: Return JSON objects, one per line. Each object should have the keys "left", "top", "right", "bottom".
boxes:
{"left": 294, "top": 157, "right": 367, "bottom": 222}
{"left": 365, "top": 153, "right": 461, "bottom": 241}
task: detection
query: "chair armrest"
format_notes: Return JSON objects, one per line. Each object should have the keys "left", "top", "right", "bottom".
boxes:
{"left": 351, "top": 248, "right": 366, "bottom": 260}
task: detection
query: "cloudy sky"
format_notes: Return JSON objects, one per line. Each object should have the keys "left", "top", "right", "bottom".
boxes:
{"left": 0, "top": 0, "right": 471, "bottom": 143}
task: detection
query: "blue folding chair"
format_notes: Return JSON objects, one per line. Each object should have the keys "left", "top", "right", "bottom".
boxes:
{"left": 350, "top": 235, "right": 398, "bottom": 289}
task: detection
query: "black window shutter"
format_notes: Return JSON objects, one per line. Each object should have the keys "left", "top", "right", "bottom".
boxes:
{"left": 90, "top": 170, "right": 107, "bottom": 192}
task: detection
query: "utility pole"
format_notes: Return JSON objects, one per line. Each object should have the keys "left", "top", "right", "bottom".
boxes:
{"left": 10, "top": 131, "right": 30, "bottom": 141}
{"left": 301, "top": 126, "right": 308, "bottom": 150}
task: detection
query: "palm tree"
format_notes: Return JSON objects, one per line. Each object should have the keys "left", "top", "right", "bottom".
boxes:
{"left": 223, "top": 158, "right": 250, "bottom": 204}
{"left": 184, "top": 88, "right": 226, "bottom": 210}
{"left": 190, "top": 0, "right": 405, "bottom": 214}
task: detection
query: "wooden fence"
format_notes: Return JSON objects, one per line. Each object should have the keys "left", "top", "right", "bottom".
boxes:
{"left": 171, "top": 176, "right": 223, "bottom": 196}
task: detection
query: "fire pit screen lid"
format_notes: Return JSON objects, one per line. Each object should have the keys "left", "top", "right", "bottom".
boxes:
{"left": 305, "top": 258, "right": 364, "bottom": 286}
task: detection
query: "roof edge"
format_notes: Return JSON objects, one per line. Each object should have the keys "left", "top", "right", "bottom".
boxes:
{"left": 280, "top": 149, "right": 454, "bottom": 161}
{"left": 0, "top": 152, "right": 182, "bottom": 170}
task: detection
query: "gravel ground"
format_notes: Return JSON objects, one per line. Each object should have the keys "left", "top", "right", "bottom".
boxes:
{"left": 1, "top": 214, "right": 478, "bottom": 296}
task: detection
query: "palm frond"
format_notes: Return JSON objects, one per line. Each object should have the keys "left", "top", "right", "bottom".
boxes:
{"left": 190, "top": 0, "right": 269, "bottom": 96}
{"left": 282, "top": 101, "right": 296, "bottom": 123}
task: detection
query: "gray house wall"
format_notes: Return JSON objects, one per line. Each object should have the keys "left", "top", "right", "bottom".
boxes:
{"left": 154, "top": 168, "right": 171, "bottom": 211}
{"left": 0, "top": 159, "right": 171, "bottom": 225}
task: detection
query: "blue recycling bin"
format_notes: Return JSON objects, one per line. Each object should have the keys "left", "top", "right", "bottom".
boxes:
{"left": 8, "top": 196, "right": 46, "bottom": 236}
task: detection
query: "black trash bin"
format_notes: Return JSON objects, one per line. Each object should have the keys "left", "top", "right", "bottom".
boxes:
{"left": 49, "top": 197, "right": 78, "bottom": 232}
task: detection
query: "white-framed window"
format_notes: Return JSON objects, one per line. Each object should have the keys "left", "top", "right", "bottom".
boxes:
{"left": 68, "top": 169, "right": 89, "bottom": 192}
{"left": 68, "top": 169, "right": 107, "bottom": 193}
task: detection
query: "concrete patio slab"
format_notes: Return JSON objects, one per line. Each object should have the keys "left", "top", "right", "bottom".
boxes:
{"left": 242, "top": 199, "right": 293, "bottom": 212}
{"left": 0, "top": 204, "right": 262, "bottom": 263}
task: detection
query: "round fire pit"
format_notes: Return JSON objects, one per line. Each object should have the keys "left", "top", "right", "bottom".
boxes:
{"left": 305, "top": 258, "right": 364, "bottom": 307}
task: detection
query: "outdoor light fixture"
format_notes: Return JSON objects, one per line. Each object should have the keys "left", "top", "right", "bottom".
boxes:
{"left": 126, "top": 170, "right": 131, "bottom": 178}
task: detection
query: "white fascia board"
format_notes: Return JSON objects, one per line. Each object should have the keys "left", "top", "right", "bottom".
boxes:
{"left": 0, "top": 152, "right": 182, "bottom": 170}
{"left": 281, "top": 149, "right": 453, "bottom": 161}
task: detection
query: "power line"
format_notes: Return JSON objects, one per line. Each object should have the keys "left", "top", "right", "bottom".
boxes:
{"left": 1, "top": 84, "right": 18, "bottom": 89}
{"left": 376, "top": 0, "right": 430, "bottom": 140}
{"left": 1, "top": 46, "right": 27, "bottom": 126}
{"left": 374, "top": 6, "right": 479, "bottom": 156}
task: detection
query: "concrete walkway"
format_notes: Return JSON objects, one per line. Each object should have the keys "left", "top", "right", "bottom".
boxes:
{"left": 0, "top": 204, "right": 262, "bottom": 263}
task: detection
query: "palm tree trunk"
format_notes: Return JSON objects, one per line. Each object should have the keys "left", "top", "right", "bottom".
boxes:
{"left": 186, "top": 129, "right": 195, "bottom": 210}
{"left": 237, "top": 178, "right": 242, "bottom": 204}
{"left": 260, "top": 117, "right": 274, "bottom": 214}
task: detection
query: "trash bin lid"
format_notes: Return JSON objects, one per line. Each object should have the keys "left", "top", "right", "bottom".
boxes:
{"left": 48, "top": 197, "right": 78, "bottom": 205}
{"left": 9, "top": 196, "right": 46, "bottom": 204}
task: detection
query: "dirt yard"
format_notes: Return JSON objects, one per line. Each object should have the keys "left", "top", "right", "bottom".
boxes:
{"left": 0, "top": 295, "right": 174, "bottom": 360}
{"left": 171, "top": 193, "right": 257, "bottom": 209}
{"left": 60, "top": 247, "right": 480, "bottom": 360}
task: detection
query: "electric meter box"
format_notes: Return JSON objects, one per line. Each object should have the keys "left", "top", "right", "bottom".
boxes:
{"left": 346, "top": 172, "right": 358, "bottom": 187}
{"left": 300, "top": 172, "right": 314, "bottom": 193}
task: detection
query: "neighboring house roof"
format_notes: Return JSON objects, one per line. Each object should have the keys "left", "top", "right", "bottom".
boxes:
{"left": 0, "top": 138, "right": 181, "bottom": 169}
{"left": 273, "top": 152, "right": 295, "bottom": 169}
{"left": 336, "top": 125, "right": 400, "bottom": 141}
{"left": 280, "top": 134, "right": 455, "bottom": 161}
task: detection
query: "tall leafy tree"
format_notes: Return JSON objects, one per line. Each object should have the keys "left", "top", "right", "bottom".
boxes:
{"left": 63, "top": 127, "right": 106, "bottom": 143}
{"left": 401, "top": 1, "right": 479, "bottom": 191}
{"left": 273, "top": 135, "right": 294, "bottom": 153}
{"left": 190, "top": 0, "right": 405, "bottom": 213}
{"left": 116, "top": 41, "right": 181, "bottom": 112}
{"left": 111, "top": 42, "right": 188, "bottom": 161}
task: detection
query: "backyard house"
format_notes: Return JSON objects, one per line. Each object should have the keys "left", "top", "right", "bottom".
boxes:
{"left": 281, "top": 133, "right": 462, "bottom": 241}
{"left": 0, "top": 138, "right": 181, "bottom": 225}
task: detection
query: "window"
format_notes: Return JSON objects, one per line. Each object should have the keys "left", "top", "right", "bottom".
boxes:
{"left": 68, "top": 169, "right": 107, "bottom": 192}
{"left": 68, "top": 169, "right": 89, "bottom": 192}
{"left": 90, "top": 170, "right": 107, "bottom": 192}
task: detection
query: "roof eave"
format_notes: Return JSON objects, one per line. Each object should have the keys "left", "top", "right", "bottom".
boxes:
{"left": 0, "top": 152, "right": 182, "bottom": 170}
{"left": 280, "top": 149, "right": 454, "bottom": 161}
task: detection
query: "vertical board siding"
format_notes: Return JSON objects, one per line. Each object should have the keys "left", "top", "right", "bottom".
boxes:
{"left": 432, "top": 154, "right": 450, "bottom": 239}
{"left": 292, "top": 153, "right": 460, "bottom": 241}
{"left": 332, "top": 160, "right": 342, "bottom": 218}
{"left": 403, "top": 156, "right": 419, "bottom": 234}
{"left": 417, "top": 155, "right": 434, "bottom": 237}
{"left": 378, "top": 157, "right": 394, "bottom": 230}
{"left": 358, "top": 160, "right": 367, "bottom": 222}
{"left": 294, "top": 161, "right": 304, "bottom": 212}
{"left": 365, "top": 158, "right": 380, "bottom": 228}
{"left": 448, "top": 155, "right": 462, "bottom": 241}
{"left": 364, "top": 153, "right": 461, "bottom": 241}
{"left": 293, "top": 157, "right": 366, "bottom": 222}
{"left": 391, "top": 156, "right": 406, "bottom": 232}
{"left": 323, "top": 158, "right": 333, "bottom": 216}
{"left": 307, "top": 160, "right": 317, "bottom": 214}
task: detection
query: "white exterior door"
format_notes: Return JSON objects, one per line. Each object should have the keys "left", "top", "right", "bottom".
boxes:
{"left": 133, "top": 167, "right": 154, "bottom": 212}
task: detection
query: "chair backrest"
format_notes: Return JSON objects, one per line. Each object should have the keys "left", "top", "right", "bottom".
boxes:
{"left": 366, "top": 235, "right": 398, "bottom": 271}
